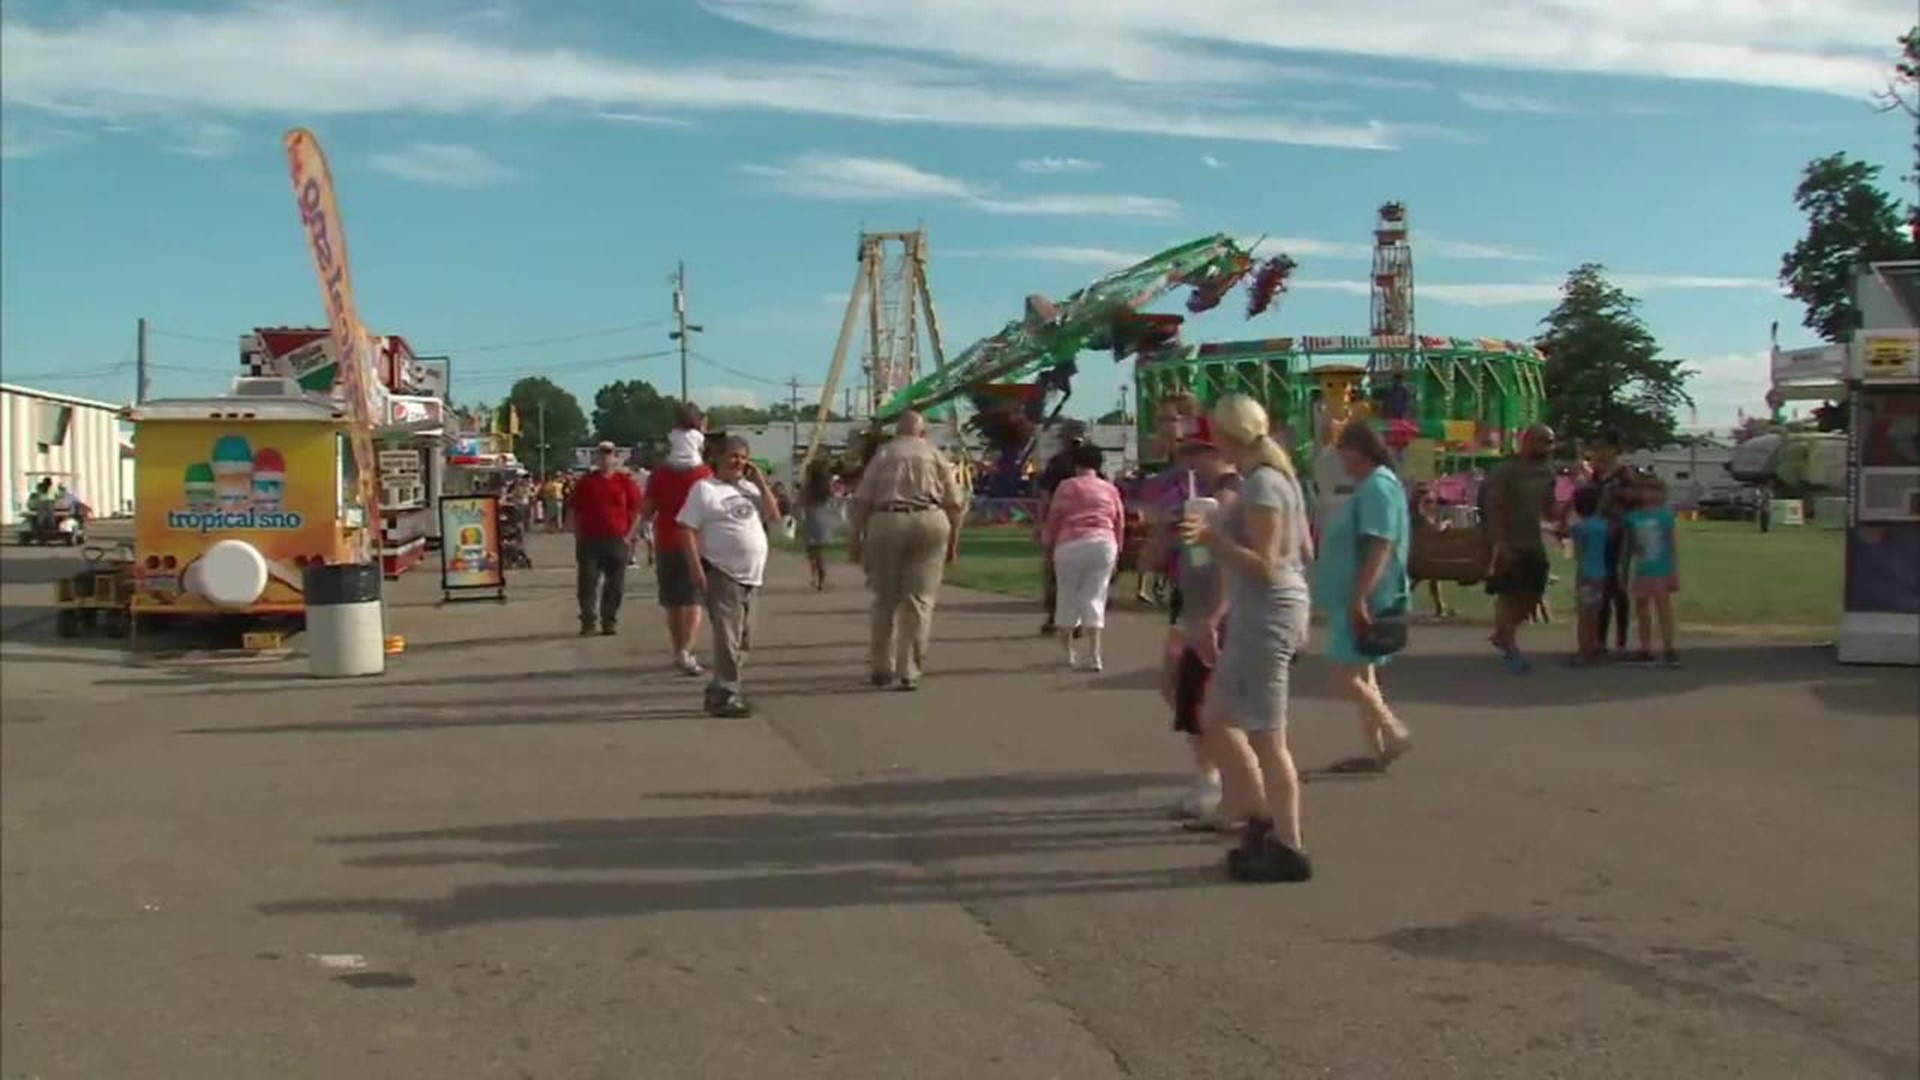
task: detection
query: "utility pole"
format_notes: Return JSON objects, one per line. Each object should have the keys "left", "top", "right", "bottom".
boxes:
{"left": 135, "top": 317, "right": 150, "bottom": 404}
{"left": 668, "top": 261, "right": 704, "bottom": 402}
{"left": 538, "top": 401, "right": 547, "bottom": 477}
{"left": 788, "top": 376, "right": 802, "bottom": 482}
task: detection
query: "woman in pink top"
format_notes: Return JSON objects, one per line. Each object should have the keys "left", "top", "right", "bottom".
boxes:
{"left": 1042, "top": 443, "right": 1126, "bottom": 671}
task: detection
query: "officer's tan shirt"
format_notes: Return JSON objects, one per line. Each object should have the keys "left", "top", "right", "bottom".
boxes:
{"left": 854, "top": 437, "right": 965, "bottom": 512}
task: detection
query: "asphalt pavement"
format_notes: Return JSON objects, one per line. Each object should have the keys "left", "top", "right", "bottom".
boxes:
{"left": 2, "top": 529, "right": 1916, "bottom": 1079}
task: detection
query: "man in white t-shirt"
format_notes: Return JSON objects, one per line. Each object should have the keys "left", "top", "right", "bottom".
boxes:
{"left": 678, "top": 435, "right": 784, "bottom": 717}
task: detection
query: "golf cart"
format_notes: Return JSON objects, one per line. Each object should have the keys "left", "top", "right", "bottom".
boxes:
{"left": 17, "top": 472, "right": 88, "bottom": 546}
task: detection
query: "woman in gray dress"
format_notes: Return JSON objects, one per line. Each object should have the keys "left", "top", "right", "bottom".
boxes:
{"left": 798, "top": 458, "right": 837, "bottom": 590}
{"left": 1181, "top": 395, "right": 1316, "bottom": 883}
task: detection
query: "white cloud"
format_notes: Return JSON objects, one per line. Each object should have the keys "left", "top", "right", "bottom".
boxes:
{"left": 1423, "top": 236, "right": 1542, "bottom": 261}
{"left": 0, "top": 123, "right": 86, "bottom": 159}
{"left": 1684, "top": 350, "right": 1774, "bottom": 430}
{"left": 1293, "top": 274, "right": 1780, "bottom": 307}
{"left": 370, "top": 143, "right": 519, "bottom": 187}
{"left": 948, "top": 246, "right": 1145, "bottom": 269}
{"left": 164, "top": 121, "right": 241, "bottom": 159}
{"left": 594, "top": 111, "right": 695, "bottom": 127}
{"left": 1018, "top": 156, "right": 1101, "bottom": 174}
{"left": 1459, "top": 92, "right": 1569, "bottom": 114}
{"left": 699, "top": 386, "right": 762, "bottom": 408}
{"left": 700, "top": 0, "right": 1899, "bottom": 98}
{"left": 742, "top": 153, "right": 1179, "bottom": 219}
{"left": 1202, "top": 154, "right": 1228, "bottom": 169}
{"left": 1259, "top": 235, "right": 1373, "bottom": 259}
{"left": 0, "top": 5, "right": 1406, "bottom": 151}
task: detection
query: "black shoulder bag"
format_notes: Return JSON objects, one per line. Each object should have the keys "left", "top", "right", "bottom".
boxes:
{"left": 1351, "top": 491, "right": 1411, "bottom": 659}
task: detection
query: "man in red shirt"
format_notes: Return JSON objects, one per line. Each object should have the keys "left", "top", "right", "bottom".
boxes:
{"left": 570, "top": 442, "right": 645, "bottom": 636}
{"left": 642, "top": 405, "right": 714, "bottom": 675}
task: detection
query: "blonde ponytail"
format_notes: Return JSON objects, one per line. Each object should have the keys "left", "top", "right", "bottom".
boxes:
{"left": 1251, "top": 433, "right": 1296, "bottom": 479}
{"left": 1210, "top": 394, "right": 1296, "bottom": 478}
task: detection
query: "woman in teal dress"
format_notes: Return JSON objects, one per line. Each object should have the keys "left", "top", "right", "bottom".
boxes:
{"left": 1311, "top": 421, "right": 1415, "bottom": 774}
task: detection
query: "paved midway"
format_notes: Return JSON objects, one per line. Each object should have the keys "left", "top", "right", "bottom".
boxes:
{"left": 2, "top": 529, "right": 1916, "bottom": 1079}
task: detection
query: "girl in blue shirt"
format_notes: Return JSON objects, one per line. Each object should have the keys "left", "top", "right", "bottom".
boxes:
{"left": 1625, "top": 473, "right": 1681, "bottom": 667}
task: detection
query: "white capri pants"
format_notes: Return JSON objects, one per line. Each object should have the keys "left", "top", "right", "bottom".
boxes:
{"left": 1052, "top": 535, "right": 1119, "bottom": 631}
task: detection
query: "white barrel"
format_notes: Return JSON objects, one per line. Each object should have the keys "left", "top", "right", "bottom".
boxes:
{"left": 303, "top": 562, "right": 386, "bottom": 678}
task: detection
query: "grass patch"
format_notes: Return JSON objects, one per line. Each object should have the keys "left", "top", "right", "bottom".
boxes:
{"left": 916, "top": 520, "right": 1844, "bottom": 638}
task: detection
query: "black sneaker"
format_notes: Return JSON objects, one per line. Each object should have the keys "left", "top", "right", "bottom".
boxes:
{"left": 712, "top": 695, "right": 753, "bottom": 719}
{"left": 1227, "top": 837, "right": 1314, "bottom": 883}
{"left": 578, "top": 621, "right": 596, "bottom": 637}
{"left": 870, "top": 672, "right": 893, "bottom": 689}
{"left": 1039, "top": 621, "right": 1057, "bottom": 637}
{"left": 896, "top": 677, "right": 919, "bottom": 692}
{"left": 1237, "top": 818, "right": 1274, "bottom": 856}
{"left": 599, "top": 622, "right": 617, "bottom": 636}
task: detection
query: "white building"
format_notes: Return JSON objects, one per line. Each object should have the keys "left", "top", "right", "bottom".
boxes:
{"left": 727, "top": 418, "right": 1142, "bottom": 488}
{"left": 1, "top": 383, "right": 133, "bottom": 526}
{"left": 1628, "top": 443, "right": 1738, "bottom": 509}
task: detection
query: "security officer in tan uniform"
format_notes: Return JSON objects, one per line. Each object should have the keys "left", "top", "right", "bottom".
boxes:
{"left": 848, "top": 411, "right": 966, "bottom": 691}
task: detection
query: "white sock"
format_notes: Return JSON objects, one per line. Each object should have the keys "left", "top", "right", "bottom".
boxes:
{"left": 1087, "top": 629, "right": 1103, "bottom": 667}
{"left": 1060, "top": 628, "right": 1077, "bottom": 666}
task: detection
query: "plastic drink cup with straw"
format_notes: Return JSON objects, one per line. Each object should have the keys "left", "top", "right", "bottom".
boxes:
{"left": 1183, "top": 470, "right": 1217, "bottom": 569}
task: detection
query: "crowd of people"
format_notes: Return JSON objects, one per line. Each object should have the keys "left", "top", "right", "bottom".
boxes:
{"left": 546, "top": 390, "right": 1684, "bottom": 885}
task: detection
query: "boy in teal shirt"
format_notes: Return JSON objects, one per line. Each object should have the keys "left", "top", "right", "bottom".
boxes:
{"left": 1568, "top": 486, "right": 1612, "bottom": 665}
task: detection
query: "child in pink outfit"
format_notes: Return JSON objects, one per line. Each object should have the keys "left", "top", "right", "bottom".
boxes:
{"left": 1041, "top": 443, "right": 1126, "bottom": 671}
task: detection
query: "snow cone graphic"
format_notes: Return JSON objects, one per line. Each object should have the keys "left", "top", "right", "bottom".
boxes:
{"left": 184, "top": 462, "right": 216, "bottom": 511}
{"left": 211, "top": 435, "right": 254, "bottom": 511}
{"left": 250, "top": 448, "right": 286, "bottom": 512}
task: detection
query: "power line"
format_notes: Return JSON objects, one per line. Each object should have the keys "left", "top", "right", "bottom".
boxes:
{"left": 5, "top": 363, "right": 133, "bottom": 384}
{"left": 691, "top": 350, "right": 817, "bottom": 390}
{"left": 426, "top": 320, "right": 667, "bottom": 354}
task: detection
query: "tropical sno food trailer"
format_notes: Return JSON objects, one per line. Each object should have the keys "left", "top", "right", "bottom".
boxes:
{"left": 128, "top": 377, "right": 369, "bottom": 620}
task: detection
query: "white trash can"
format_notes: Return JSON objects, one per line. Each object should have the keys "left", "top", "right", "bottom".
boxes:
{"left": 304, "top": 562, "right": 386, "bottom": 678}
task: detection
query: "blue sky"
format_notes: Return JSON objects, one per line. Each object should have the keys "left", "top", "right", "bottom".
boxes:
{"left": 1, "top": 0, "right": 1913, "bottom": 431}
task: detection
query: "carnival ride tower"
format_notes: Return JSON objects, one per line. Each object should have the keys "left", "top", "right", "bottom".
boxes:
{"left": 808, "top": 229, "right": 951, "bottom": 465}
{"left": 1370, "top": 201, "right": 1415, "bottom": 371}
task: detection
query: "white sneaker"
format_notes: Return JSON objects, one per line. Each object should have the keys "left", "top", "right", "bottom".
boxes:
{"left": 677, "top": 652, "right": 704, "bottom": 676}
{"left": 1172, "top": 776, "right": 1222, "bottom": 820}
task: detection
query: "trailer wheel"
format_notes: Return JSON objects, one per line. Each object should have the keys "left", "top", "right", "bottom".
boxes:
{"left": 55, "top": 609, "right": 80, "bottom": 638}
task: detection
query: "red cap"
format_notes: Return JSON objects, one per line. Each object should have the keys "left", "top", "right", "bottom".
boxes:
{"left": 1176, "top": 416, "right": 1216, "bottom": 449}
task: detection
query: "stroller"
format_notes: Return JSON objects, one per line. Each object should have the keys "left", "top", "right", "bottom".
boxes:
{"left": 498, "top": 501, "right": 534, "bottom": 570}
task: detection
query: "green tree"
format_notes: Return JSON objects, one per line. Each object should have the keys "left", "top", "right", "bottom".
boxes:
{"left": 591, "top": 378, "right": 677, "bottom": 446}
{"left": 706, "top": 404, "right": 773, "bottom": 427}
{"left": 1781, "top": 155, "right": 1919, "bottom": 343}
{"left": 1533, "top": 263, "right": 1695, "bottom": 450}
{"left": 502, "top": 377, "right": 587, "bottom": 475}
{"left": 1874, "top": 25, "right": 1919, "bottom": 242}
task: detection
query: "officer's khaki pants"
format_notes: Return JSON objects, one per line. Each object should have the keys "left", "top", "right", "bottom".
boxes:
{"left": 864, "top": 509, "right": 951, "bottom": 681}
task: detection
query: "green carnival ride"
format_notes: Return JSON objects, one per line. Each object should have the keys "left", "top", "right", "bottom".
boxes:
{"left": 873, "top": 234, "right": 1260, "bottom": 421}
{"left": 1135, "top": 335, "right": 1547, "bottom": 472}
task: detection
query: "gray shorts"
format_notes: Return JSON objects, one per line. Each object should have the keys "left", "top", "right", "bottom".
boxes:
{"left": 1212, "top": 601, "right": 1309, "bottom": 733}
{"left": 655, "top": 546, "right": 704, "bottom": 608}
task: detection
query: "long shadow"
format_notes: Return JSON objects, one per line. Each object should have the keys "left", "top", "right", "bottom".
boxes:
{"left": 257, "top": 865, "right": 1213, "bottom": 932}
{"left": 652, "top": 771, "right": 1183, "bottom": 808}
{"left": 182, "top": 705, "right": 708, "bottom": 736}
{"left": 256, "top": 771, "right": 1212, "bottom": 931}
{"left": 1285, "top": 643, "right": 1899, "bottom": 710}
